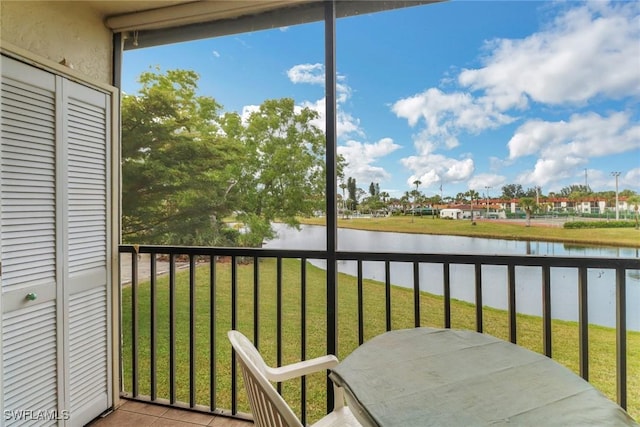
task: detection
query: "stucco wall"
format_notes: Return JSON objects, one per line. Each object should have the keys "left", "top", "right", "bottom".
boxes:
{"left": 0, "top": 1, "right": 113, "bottom": 84}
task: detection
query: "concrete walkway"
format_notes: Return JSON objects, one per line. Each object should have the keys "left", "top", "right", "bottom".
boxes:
{"left": 120, "top": 253, "right": 192, "bottom": 285}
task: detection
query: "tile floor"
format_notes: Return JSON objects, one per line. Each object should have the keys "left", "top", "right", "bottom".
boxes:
{"left": 87, "top": 399, "right": 253, "bottom": 427}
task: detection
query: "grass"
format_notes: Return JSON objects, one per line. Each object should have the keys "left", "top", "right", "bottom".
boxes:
{"left": 298, "top": 216, "right": 640, "bottom": 248}
{"left": 121, "top": 258, "right": 640, "bottom": 423}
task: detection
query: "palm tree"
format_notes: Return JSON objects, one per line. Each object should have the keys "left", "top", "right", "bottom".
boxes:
{"left": 466, "top": 189, "right": 480, "bottom": 201}
{"left": 400, "top": 192, "right": 410, "bottom": 213}
{"left": 519, "top": 197, "right": 537, "bottom": 227}
{"left": 380, "top": 191, "right": 390, "bottom": 214}
{"left": 467, "top": 190, "right": 480, "bottom": 222}
{"left": 627, "top": 195, "right": 640, "bottom": 229}
{"left": 411, "top": 181, "right": 421, "bottom": 222}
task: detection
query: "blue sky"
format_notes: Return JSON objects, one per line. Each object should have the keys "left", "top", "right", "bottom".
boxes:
{"left": 123, "top": 1, "right": 640, "bottom": 200}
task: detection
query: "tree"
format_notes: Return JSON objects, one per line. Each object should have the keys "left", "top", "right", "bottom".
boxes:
{"left": 410, "top": 180, "right": 422, "bottom": 221}
{"left": 123, "top": 69, "right": 337, "bottom": 247}
{"left": 466, "top": 190, "right": 480, "bottom": 202}
{"left": 560, "top": 185, "right": 592, "bottom": 197}
{"left": 519, "top": 197, "right": 537, "bottom": 227}
{"left": 380, "top": 191, "right": 390, "bottom": 206}
{"left": 223, "top": 98, "right": 329, "bottom": 246}
{"left": 121, "top": 68, "right": 240, "bottom": 245}
{"left": 627, "top": 195, "right": 640, "bottom": 229}
{"left": 501, "top": 184, "right": 524, "bottom": 199}
{"left": 467, "top": 190, "right": 480, "bottom": 222}
{"left": 523, "top": 187, "right": 539, "bottom": 198}
{"left": 369, "top": 182, "right": 381, "bottom": 197}
{"left": 347, "top": 177, "right": 358, "bottom": 210}
{"left": 429, "top": 194, "right": 442, "bottom": 206}
{"left": 400, "top": 192, "right": 410, "bottom": 213}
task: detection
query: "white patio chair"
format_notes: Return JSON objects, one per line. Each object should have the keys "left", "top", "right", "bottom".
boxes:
{"left": 228, "top": 330, "right": 361, "bottom": 427}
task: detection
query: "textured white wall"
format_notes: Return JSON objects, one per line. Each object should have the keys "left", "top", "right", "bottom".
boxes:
{"left": 1, "top": 1, "right": 113, "bottom": 84}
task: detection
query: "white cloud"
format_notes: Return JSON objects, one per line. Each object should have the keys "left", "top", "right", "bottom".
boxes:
{"left": 338, "top": 138, "right": 401, "bottom": 184}
{"left": 287, "top": 63, "right": 352, "bottom": 104}
{"left": 517, "top": 156, "right": 586, "bottom": 188}
{"left": 287, "top": 63, "right": 363, "bottom": 139}
{"left": 401, "top": 154, "right": 475, "bottom": 188}
{"left": 458, "top": 2, "right": 640, "bottom": 108}
{"left": 508, "top": 112, "right": 640, "bottom": 187}
{"left": 299, "top": 97, "right": 363, "bottom": 139}
{"left": 622, "top": 168, "right": 640, "bottom": 190}
{"left": 287, "top": 63, "right": 325, "bottom": 85}
{"left": 392, "top": 88, "right": 515, "bottom": 155}
{"left": 240, "top": 104, "right": 260, "bottom": 124}
{"left": 468, "top": 174, "right": 506, "bottom": 192}
{"left": 391, "top": 1, "right": 640, "bottom": 193}
{"left": 212, "top": 50, "right": 220, "bottom": 58}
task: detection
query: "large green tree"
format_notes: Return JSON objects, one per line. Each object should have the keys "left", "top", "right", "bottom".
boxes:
{"left": 122, "top": 70, "right": 336, "bottom": 247}
{"left": 121, "top": 69, "right": 240, "bottom": 245}
{"left": 220, "top": 98, "right": 329, "bottom": 247}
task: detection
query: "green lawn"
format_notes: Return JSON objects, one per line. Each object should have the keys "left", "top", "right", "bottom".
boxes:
{"left": 298, "top": 216, "right": 640, "bottom": 248}
{"left": 121, "top": 258, "right": 640, "bottom": 423}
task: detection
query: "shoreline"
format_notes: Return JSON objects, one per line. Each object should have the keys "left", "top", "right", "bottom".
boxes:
{"left": 296, "top": 216, "right": 640, "bottom": 249}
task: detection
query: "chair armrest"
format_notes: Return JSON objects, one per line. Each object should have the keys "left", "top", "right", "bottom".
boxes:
{"left": 263, "top": 355, "right": 339, "bottom": 382}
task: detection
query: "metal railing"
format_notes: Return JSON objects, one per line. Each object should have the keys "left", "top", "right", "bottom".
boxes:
{"left": 118, "top": 244, "right": 639, "bottom": 424}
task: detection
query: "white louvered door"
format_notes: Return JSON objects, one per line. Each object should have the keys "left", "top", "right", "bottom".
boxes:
{"left": 1, "top": 55, "right": 111, "bottom": 427}
{"left": 64, "top": 78, "right": 111, "bottom": 426}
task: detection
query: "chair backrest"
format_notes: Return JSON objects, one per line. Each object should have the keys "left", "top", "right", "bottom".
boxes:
{"left": 228, "top": 330, "right": 303, "bottom": 427}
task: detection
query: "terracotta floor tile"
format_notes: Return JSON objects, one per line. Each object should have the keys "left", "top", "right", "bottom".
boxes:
{"left": 161, "top": 408, "right": 215, "bottom": 425}
{"left": 90, "top": 401, "right": 253, "bottom": 427}
{"left": 119, "top": 400, "right": 169, "bottom": 417}
{"left": 89, "top": 410, "right": 158, "bottom": 427}
{"left": 208, "top": 416, "right": 254, "bottom": 426}
{"left": 151, "top": 418, "right": 205, "bottom": 427}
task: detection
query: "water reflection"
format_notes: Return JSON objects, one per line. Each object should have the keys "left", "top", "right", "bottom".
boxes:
{"left": 264, "top": 224, "right": 640, "bottom": 331}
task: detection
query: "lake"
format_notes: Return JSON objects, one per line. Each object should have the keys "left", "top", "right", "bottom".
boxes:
{"left": 264, "top": 224, "right": 640, "bottom": 331}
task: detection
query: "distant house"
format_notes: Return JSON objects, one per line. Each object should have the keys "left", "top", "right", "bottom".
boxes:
{"left": 440, "top": 208, "right": 463, "bottom": 219}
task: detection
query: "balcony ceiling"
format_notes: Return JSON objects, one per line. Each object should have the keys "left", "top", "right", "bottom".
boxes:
{"left": 95, "top": 1, "right": 438, "bottom": 50}
{"left": 93, "top": 0, "right": 309, "bottom": 32}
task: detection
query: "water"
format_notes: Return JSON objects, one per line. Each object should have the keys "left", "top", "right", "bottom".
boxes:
{"left": 264, "top": 224, "right": 640, "bottom": 331}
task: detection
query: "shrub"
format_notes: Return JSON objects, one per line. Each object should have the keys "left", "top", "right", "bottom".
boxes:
{"left": 564, "top": 220, "right": 636, "bottom": 229}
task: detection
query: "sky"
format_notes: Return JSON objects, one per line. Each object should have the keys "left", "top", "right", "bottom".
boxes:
{"left": 122, "top": 0, "right": 640, "bottom": 200}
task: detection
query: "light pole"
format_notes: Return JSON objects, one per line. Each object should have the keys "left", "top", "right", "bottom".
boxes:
{"left": 611, "top": 171, "right": 621, "bottom": 220}
{"left": 484, "top": 186, "right": 491, "bottom": 217}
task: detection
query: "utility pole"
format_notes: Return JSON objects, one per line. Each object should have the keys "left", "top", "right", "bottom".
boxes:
{"left": 611, "top": 171, "right": 621, "bottom": 220}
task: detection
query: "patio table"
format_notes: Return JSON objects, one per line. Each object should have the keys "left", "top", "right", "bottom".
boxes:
{"left": 329, "top": 327, "right": 638, "bottom": 426}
